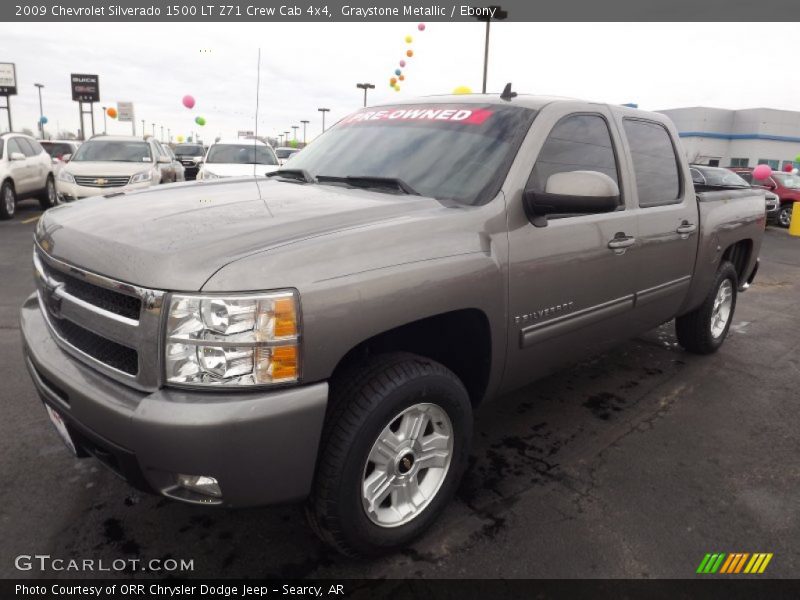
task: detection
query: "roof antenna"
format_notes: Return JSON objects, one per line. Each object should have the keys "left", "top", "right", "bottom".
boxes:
{"left": 500, "top": 82, "right": 517, "bottom": 101}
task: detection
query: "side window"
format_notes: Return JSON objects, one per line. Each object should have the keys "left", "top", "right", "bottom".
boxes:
{"left": 7, "top": 137, "right": 23, "bottom": 156}
{"left": 17, "top": 138, "right": 38, "bottom": 157}
{"left": 530, "top": 114, "right": 620, "bottom": 195}
{"left": 623, "top": 119, "right": 682, "bottom": 208}
{"left": 28, "top": 139, "right": 45, "bottom": 155}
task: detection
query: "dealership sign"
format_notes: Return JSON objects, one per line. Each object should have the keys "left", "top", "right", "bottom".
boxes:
{"left": 117, "top": 101, "right": 134, "bottom": 121}
{"left": 0, "top": 63, "right": 17, "bottom": 95}
{"left": 71, "top": 73, "right": 100, "bottom": 102}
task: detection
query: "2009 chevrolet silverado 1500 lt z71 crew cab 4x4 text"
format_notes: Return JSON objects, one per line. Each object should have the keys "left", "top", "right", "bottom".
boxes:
{"left": 21, "top": 91, "right": 765, "bottom": 556}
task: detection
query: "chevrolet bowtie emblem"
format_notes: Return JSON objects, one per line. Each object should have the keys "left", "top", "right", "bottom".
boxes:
{"left": 95, "top": 178, "right": 106, "bottom": 185}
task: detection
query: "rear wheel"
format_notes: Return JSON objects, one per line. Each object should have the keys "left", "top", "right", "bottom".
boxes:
{"left": 0, "top": 180, "right": 15, "bottom": 220}
{"left": 676, "top": 261, "right": 738, "bottom": 354}
{"left": 777, "top": 202, "right": 793, "bottom": 228}
{"left": 38, "top": 175, "right": 57, "bottom": 210}
{"left": 307, "top": 352, "right": 472, "bottom": 557}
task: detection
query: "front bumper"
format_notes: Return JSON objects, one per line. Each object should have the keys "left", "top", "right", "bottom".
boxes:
{"left": 20, "top": 293, "right": 328, "bottom": 507}
{"left": 56, "top": 180, "right": 155, "bottom": 201}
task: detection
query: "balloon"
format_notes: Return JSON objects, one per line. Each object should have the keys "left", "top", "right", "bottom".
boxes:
{"left": 795, "top": 153, "right": 800, "bottom": 163}
{"left": 39, "top": 116, "right": 48, "bottom": 124}
{"left": 418, "top": 23, "right": 426, "bottom": 31}
{"left": 399, "top": 75, "right": 405, "bottom": 81}
{"left": 394, "top": 84, "right": 400, "bottom": 92}
{"left": 177, "top": 135, "right": 185, "bottom": 143}
{"left": 405, "top": 35, "right": 413, "bottom": 43}
{"left": 784, "top": 163, "right": 794, "bottom": 173}
{"left": 399, "top": 60, "right": 406, "bottom": 67}
{"left": 106, "top": 107, "right": 117, "bottom": 119}
{"left": 182, "top": 95, "right": 195, "bottom": 109}
{"left": 752, "top": 164, "right": 772, "bottom": 180}
{"left": 395, "top": 68, "right": 402, "bottom": 76}
{"left": 453, "top": 86, "right": 472, "bottom": 95}
{"left": 406, "top": 49, "right": 414, "bottom": 57}
{"left": 195, "top": 116, "right": 206, "bottom": 126}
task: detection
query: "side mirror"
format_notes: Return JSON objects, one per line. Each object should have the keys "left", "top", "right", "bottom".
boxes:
{"left": 523, "top": 170, "right": 620, "bottom": 227}
{"left": 157, "top": 155, "right": 171, "bottom": 164}
{"left": 10, "top": 152, "right": 25, "bottom": 161}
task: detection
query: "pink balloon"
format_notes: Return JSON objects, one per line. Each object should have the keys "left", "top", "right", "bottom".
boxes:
{"left": 399, "top": 60, "right": 406, "bottom": 67}
{"left": 418, "top": 23, "right": 426, "bottom": 31}
{"left": 182, "top": 95, "right": 195, "bottom": 109}
{"left": 752, "top": 164, "right": 772, "bottom": 180}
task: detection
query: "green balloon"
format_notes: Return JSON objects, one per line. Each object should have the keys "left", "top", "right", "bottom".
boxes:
{"left": 195, "top": 116, "right": 206, "bottom": 126}
{"left": 795, "top": 153, "right": 800, "bottom": 163}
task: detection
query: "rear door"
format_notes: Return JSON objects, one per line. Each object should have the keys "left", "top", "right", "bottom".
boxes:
{"left": 6, "top": 137, "right": 32, "bottom": 193}
{"left": 504, "top": 106, "right": 640, "bottom": 392}
{"left": 619, "top": 117, "right": 698, "bottom": 329}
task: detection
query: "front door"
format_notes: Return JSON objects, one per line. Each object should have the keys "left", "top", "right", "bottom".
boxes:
{"left": 503, "top": 107, "right": 640, "bottom": 393}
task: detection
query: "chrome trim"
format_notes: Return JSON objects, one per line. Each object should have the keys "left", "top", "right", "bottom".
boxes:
{"left": 33, "top": 243, "right": 166, "bottom": 392}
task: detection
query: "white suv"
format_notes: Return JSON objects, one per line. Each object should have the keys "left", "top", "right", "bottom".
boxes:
{"left": 0, "top": 133, "right": 57, "bottom": 220}
{"left": 55, "top": 135, "right": 169, "bottom": 202}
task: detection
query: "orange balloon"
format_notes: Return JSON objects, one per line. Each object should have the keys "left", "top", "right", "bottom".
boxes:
{"left": 406, "top": 49, "right": 414, "bottom": 57}
{"left": 399, "top": 75, "right": 405, "bottom": 81}
{"left": 390, "top": 77, "right": 397, "bottom": 85}
{"left": 106, "top": 107, "right": 118, "bottom": 119}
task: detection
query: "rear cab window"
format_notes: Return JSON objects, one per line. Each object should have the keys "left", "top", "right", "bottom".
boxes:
{"left": 622, "top": 119, "right": 682, "bottom": 207}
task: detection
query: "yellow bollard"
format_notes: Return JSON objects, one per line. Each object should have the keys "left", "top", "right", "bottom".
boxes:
{"left": 790, "top": 201, "right": 800, "bottom": 237}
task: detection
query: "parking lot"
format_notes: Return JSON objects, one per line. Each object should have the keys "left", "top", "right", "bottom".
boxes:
{"left": 1, "top": 197, "right": 798, "bottom": 579}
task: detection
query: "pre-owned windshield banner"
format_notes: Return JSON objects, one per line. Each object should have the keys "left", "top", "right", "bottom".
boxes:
{"left": 4, "top": 0, "right": 800, "bottom": 22}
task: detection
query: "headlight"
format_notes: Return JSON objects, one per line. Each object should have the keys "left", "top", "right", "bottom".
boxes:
{"left": 57, "top": 170, "right": 75, "bottom": 184}
{"left": 199, "top": 169, "right": 219, "bottom": 180}
{"left": 130, "top": 170, "right": 152, "bottom": 184}
{"left": 164, "top": 291, "right": 300, "bottom": 387}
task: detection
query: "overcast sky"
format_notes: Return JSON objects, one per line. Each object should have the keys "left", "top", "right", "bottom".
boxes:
{"left": 3, "top": 22, "right": 800, "bottom": 143}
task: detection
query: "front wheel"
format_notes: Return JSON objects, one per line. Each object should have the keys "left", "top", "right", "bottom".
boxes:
{"left": 306, "top": 352, "right": 472, "bottom": 557}
{"left": 676, "top": 261, "right": 738, "bottom": 354}
{"left": 777, "top": 202, "right": 793, "bottom": 228}
{"left": 39, "top": 175, "right": 57, "bottom": 210}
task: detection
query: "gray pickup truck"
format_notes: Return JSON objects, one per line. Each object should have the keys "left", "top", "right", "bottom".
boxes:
{"left": 21, "top": 92, "right": 766, "bottom": 557}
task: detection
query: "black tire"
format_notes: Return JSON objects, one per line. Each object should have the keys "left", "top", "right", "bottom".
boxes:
{"left": 306, "top": 352, "right": 473, "bottom": 557}
{"left": 676, "top": 261, "right": 738, "bottom": 355}
{"left": 777, "top": 202, "right": 793, "bottom": 228}
{"left": 38, "top": 175, "right": 57, "bottom": 210}
{"left": 0, "top": 179, "right": 15, "bottom": 220}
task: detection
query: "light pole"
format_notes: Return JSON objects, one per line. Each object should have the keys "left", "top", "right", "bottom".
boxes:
{"left": 284, "top": 131, "right": 290, "bottom": 145}
{"left": 101, "top": 106, "right": 108, "bottom": 133}
{"left": 356, "top": 83, "right": 375, "bottom": 107}
{"left": 291, "top": 125, "right": 299, "bottom": 143}
{"left": 167, "top": 128, "right": 171, "bottom": 143}
{"left": 152, "top": 122, "right": 156, "bottom": 138}
{"left": 34, "top": 83, "right": 45, "bottom": 139}
{"left": 300, "top": 120, "right": 309, "bottom": 144}
{"left": 318, "top": 107, "right": 330, "bottom": 133}
{"left": 141, "top": 119, "right": 145, "bottom": 138}
{"left": 160, "top": 125, "right": 164, "bottom": 142}
{"left": 278, "top": 133, "right": 284, "bottom": 146}
{"left": 473, "top": 5, "right": 508, "bottom": 93}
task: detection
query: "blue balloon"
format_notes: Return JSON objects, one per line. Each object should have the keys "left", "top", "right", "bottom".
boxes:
{"left": 395, "top": 68, "right": 402, "bottom": 76}
{"left": 39, "top": 116, "right": 48, "bottom": 124}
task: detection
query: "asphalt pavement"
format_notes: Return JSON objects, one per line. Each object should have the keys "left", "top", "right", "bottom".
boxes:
{"left": 1, "top": 198, "right": 798, "bottom": 579}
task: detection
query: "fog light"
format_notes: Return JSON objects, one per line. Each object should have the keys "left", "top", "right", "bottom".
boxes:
{"left": 177, "top": 474, "right": 222, "bottom": 498}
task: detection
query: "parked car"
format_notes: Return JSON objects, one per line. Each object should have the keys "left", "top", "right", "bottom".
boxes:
{"left": 21, "top": 93, "right": 765, "bottom": 557}
{"left": 40, "top": 140, "right": 81, "bottom": 163}
{"left": 55, "top": 135, "right": 170, "bottom": 202}
{"left": 154, "top": 141, "right": 185, "bottom": 183}
{"left": 275, "top": 146, "right": 297, "bottom": 166}
{"left": 0, "top": 132, "right": 57, "bottom": 219}
{"left": 196, "top": 139, "right": 280, "bottom": 179}
{"left": 691, "top": 164, "right": 779, "bottom": 221}
{"left": 173, "top": 143, "right": 205, "bottom": 180}
{"left": 729, "top": 166, "right": 797, "bottom": 227}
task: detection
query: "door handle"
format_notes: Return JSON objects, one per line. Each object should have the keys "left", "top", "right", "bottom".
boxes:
{"left": 676, "top": 222, "right": 697, "bottom": 236}
{"left": 608, "top": 235, "right": 636, "bottom": 251}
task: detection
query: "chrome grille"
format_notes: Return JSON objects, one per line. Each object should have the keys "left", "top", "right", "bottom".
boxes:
{"left": 33, "top": 245, "right": 166, "bottom": 391}
{"left": 73, "top": 175, "right": 131, "bottom": 188}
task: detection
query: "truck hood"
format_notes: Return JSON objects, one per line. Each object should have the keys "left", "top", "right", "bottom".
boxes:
{"left": 36, "top": 177, "right": 459, "bottom": 291}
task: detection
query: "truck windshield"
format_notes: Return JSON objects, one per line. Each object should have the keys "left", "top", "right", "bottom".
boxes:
{"left": 287, "top": 103, "right": 536, "bottom": 205}
{"left": 71, "top": 141, "right": 152, "bottom": 162}
{"left": 174, "top": 144, "right": 204, "bottom": 156}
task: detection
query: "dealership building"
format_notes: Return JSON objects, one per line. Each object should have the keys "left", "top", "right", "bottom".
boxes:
{"left": 657, "top": 107, "right": 800, "bottom": 170}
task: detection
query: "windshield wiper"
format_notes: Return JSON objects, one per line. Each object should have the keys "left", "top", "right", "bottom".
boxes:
{"left": 316, "top": 175, "right": 420, "bottom": 196}
{"left": 266, "top": 169, "right": 316, "bottom": 183}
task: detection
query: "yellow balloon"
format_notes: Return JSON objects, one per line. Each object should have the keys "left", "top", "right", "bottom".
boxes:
{"left": 394, "top": 84, "right": 401, "bottom": 91}
{"left": 405, "top": 35, "right": 413, "bottom": 43}
{"left": 453, "top": 86, "right": 473, "bottom": 95}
